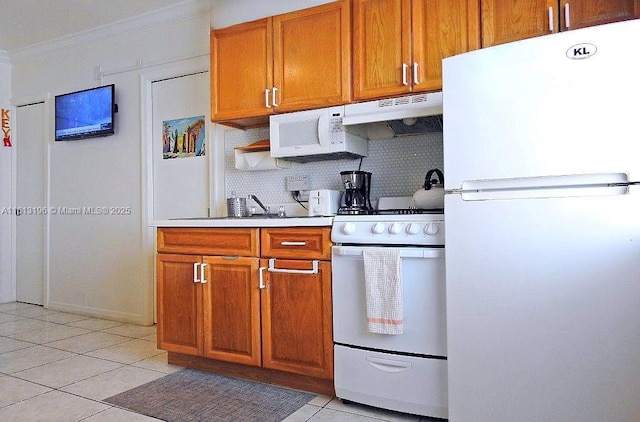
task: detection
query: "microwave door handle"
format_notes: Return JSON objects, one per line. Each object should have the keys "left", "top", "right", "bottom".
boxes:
{"left": 317, "top": 112, "right": 329, "bottom": 148}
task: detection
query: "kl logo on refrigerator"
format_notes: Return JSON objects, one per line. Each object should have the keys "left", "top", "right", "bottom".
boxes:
{"left": 2, "top": 109, "right": 11, "bottom": 147}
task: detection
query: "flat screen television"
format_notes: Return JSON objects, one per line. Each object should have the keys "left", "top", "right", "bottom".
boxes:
{"left": 54, "top": 84, "right": 116, "bottom": 141}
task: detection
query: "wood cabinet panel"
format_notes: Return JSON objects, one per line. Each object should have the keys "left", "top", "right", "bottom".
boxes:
{"left": 353, "top": 0, "right": 479, "bottom": 99}
{"left": 352, "top": 0, "right": 412, "bottom": 99}
{"left": 412, "top": 0, "right": 480, "bottom": 92}
{"left": 261, "top": 259, "right": 333, "bottom": 379}
{"left": 481, "top": 0, "right": 640, "bottom": 47}
{"left": 202, "top": 256, "right": 261, "bottom": 366}
{"left": 157, "top": 228, "right": 259, "bottom": 256}
{"left": 211, "top": 0, "right": 351, "bottom": 128}
{"left": 261, "top": 227, "right": 332, "bottom": 260}
{"left": 481, "top": 0, "right": 556, "bottom": 47}
{"left": 156, "top": 254, "right": 202, "bottom": 356}
{"left": 211, "top": 18, "right": 273, "bottom": 123}
{"left": 560, "top": 0, "right": 640, "bottom": 30}
{"left": 273, "top": 0, "right": 351, "bottom": 112}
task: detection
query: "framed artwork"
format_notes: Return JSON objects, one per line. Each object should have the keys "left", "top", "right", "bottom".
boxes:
{"left": 162, "top": 115, "right": 205, "bottom": 159}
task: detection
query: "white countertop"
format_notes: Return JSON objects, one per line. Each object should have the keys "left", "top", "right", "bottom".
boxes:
{"left": 153, "top": 216, "right": 334, "bottom": 228}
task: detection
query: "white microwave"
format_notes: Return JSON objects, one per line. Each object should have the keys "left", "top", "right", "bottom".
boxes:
{"left": 269, "top": 106, "right": 367, "bottom": 163}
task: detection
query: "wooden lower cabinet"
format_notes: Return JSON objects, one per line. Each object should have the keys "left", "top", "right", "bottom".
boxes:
{"left": 156, "top": 253, "right": 260, "bottom": 365}
{"left": 156, "top": 227, "right": 334, "bottom": 395}
{"left": 156, "top": 253, "right": 203, "bottom": 356}
{"left": 261, "top": 258, "right": 333, "bottom": 379}
{"left": 203, "top": 256, "right": 261, "bottom": 365}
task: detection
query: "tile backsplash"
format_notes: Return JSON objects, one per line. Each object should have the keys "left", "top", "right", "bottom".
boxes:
{"left": 224, "top": 126, "right": 443, "bottom": 211}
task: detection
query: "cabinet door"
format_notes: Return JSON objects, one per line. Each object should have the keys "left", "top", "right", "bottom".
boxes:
{"left": 353, "top": 0, "right": 412, "bottom": 100}
{"left": 261, "top": 259, "right": 333, "bottom": 379}
{"left": 202, "top": 256, "right": 261, "bottom": 366}
{"left": 560, "top": 0, "right": 640, "bottom": 30}
{"left": 412, "top": 0, "right": 480, "bottom": 92}
{"left": 273, "top": 0, "right": 351, "bottom": 111}
{"left": 211, "top": 18, "right": 273, "bottom": 124}
{"left": 156, "top": 254, "right": 203, "bottom": 356}
{"left": 481, "top": 0, "right": 558, "bottom": 47}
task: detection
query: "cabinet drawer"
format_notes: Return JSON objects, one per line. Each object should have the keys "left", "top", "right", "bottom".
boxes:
{"left": 261, "top": 227, "right": 331, "bottom": 260}
{"left": 157, "top": 228, "right": 259, "bottom": 256}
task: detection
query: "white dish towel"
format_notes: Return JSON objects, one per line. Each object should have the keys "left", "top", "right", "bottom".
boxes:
{"left": 363, "top": 248, "right": 403, "bottom": 335}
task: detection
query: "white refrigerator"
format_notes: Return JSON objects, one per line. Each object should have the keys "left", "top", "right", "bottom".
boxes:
{"left": 442, "top": 20, "right": 640, "bottom": 422}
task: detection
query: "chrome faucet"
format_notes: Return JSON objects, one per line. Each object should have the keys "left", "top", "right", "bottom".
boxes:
{"left": 247, "top": 194, "right": 269, "bottom": 214}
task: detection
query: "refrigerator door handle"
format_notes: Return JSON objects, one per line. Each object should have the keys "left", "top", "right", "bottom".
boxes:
{"left": 460, "top": 173, "right": 629, "bottom": 191}
{"left": 457, "top": 173, "right": 632, "bottom": 201}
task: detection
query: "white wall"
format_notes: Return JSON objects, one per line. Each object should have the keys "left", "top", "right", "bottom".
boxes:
{"left": 10, "top": 7, "right": 210, "bottom": 323}
{"left": 210, "top": 0, "right": 334, "bottom": 28}
{"left": 0, "top": 57, "right": 12, "bottom": 303}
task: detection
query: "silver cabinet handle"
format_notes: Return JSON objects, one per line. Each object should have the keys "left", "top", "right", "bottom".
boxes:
{"left": 272, "top": 87, "right": 278, "bottom": 107}
{"left": 402, "top": 63, "right": 409, "bottom": 86}
{"left": 564, "top": 3, "right": 570, "bottom": 28}
{"left": 280, "top": 241, "right": 306, "bottom": 246}
{"left": 265, "top": 88, "right": 271, "bottom": 108}
{"left": 259, "top": 266, "right": 266, "bottom": 289}
{"left": 413, "top": 62, "right": 419, "bottom": 85}
{"left": 200, "top": 263, "right": 207, "bottom": 284}
{"left": 268, "top": 258, "right": 319, "bottom": 274}
{"left": 193, "top": 263, "right": 200, "bottom": 283}
{"left": 548, "top": 6, "right": 554, "bottom": 32}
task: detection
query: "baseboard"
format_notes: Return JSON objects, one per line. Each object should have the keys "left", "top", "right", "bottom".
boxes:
{"left": 46, "top": 300, "right": 151, "bottom": 326}
{"left": 168, "top": 352, "right": 335, "bottom": 397}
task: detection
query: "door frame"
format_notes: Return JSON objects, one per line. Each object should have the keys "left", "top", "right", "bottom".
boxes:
{"left": 9, "top": 93, "right": 52, "bottom": 305}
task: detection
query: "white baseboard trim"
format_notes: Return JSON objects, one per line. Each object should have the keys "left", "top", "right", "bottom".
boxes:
{"left": 46, "top": 301, "right": 152, "bottom": 326}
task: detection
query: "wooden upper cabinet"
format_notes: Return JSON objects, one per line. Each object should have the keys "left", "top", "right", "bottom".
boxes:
{"left": 412, "top": 0, "right": 481, "bottom": 92}
{"left": 352, "top": 0, "right": 480, "bottom": 100}
{"left": 273, "top": 0, "right": 352, "bottom": 112}
{"left": 481, "top": 0, "right": 640, "bottom": 47}
{"left": 211, "top": 0, "right": 351, "bottom": 128}
{"left": 559, "top": 0, "right": 640, "bottom": 30}
{"left": 481, "top": 0, "right": 556, "bottom": 47}
{"left": 211, "top": 19, "right": 273, "bottom": 127}
{"left": 352, "top": 0, "right": 412, "bottom": 99}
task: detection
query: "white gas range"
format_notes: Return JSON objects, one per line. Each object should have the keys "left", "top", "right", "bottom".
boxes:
{"left": 330, "top": 197, "right": 448, "bottom": 419}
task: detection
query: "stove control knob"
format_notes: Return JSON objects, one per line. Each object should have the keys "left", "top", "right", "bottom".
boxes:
{"left": 371, "top": 223, "right": 386, "bottom": 234}
{"left": 388, "top": 223, "right": 403, "bottom": 234}
{"left": 425, "top": 222, "right": 440, "bottom": 235}
{"left": 406, "top": 223, "right": 421, "bottom": 235}
{"left": 341, "top": 222, "right": 356, "bottom": 235}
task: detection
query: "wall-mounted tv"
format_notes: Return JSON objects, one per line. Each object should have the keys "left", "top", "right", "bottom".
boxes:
{"left": 54, "top": 84, "right": 116, "bottom": 141}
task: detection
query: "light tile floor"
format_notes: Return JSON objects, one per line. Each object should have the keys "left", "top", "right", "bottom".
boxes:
{"left": 0, "top": 302, "right": 443, "bottom": 422}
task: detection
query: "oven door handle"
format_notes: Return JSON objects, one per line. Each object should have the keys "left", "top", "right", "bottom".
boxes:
{"left": 332, "top": 246, "right": 444, "bottom": 259}
{"left": 268, "top": 258, "right": 319, "bottom": 274}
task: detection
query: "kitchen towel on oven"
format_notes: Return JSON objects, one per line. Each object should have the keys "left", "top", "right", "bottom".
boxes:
{"left": 363, "top": 248, "right": 403, "bottom": 334}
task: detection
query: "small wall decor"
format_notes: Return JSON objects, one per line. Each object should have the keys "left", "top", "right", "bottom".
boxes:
{"left": 2, "top": 109, "right": 11, "bottom": 147}
{"left": 162, "top": 115, "right": 205, "bottom": 159}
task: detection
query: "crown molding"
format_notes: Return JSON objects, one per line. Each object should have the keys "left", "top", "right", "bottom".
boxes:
{"left": 8, "top": 0, "right": 210, "bottom": 65}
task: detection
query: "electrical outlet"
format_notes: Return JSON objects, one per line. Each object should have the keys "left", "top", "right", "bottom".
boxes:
{"left": 287, "top": 175, "right": 310, "bottom": 191}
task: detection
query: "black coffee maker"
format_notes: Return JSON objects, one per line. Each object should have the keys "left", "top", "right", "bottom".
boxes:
{"left": 338, "top": 170, "right": 372, "bottom": 215}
